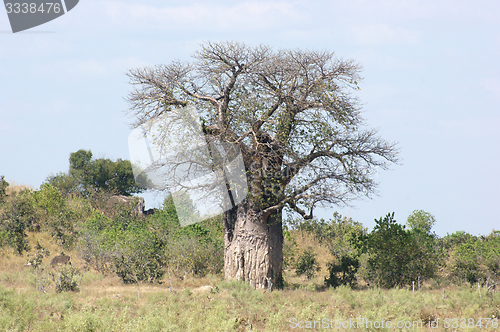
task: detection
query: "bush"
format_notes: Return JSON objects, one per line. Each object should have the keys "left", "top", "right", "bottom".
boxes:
{"left": 325, "top": 254, "right": 360, "bottom": 288}
{"left": 27, "top": 242, "right": 51, "bottom": 269}
{"left": 113, "top": 229, "right": 166, "bottom": 284}
{"left": 77, "top": 195, "right": 225, "bottom": 283}
{"left": 0, "top": 189, "right": 35, "bottom": 254}
{"left": 34, "top": 183, "right": 91, "bottom": 248}
{"left": 295, "top": 247, "right": 320, "bottom": 279}
{"left": 78, "top": 211, "right": 115, "bottom": 274}
{"left": 166, "top": 235, "right": 223, "bottom": 278}
{"left": 50, "top": 265, "right": 82, "bottom": 292}
{"left": 292, "top": 212, "right": 366, "bottom": 287}
{"left": 449, "top": 231, "right": 500, "bottom": 286}
{"left": 365, "top": 212, "right": 442, "bottom": 288}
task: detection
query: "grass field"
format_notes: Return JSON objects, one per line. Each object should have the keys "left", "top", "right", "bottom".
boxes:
{"left": 1, "top": 233, "right": 499, "bottom": 332}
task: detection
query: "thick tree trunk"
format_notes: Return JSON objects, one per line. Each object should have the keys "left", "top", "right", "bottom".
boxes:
{"left": 223, "top": 198, "right": 283, "bottom": 289}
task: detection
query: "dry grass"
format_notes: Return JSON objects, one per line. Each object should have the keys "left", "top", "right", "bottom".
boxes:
{"left": 4, "top": 181, "right": 34, "bottom": 195}
{"left": 1, "top": 231, "right": 500, "bottom": 331}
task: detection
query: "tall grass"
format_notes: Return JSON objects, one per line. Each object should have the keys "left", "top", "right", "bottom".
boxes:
{"left": 1, "top": 222, "right": 499, "bottom": 331}
{"left": 1, "top": 267, "right": 499, "bottom": 331}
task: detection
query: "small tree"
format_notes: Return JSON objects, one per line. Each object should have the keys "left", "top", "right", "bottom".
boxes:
{"left": 113, "top": 229, "right": 166, "bottom": 284}
{"left": 407, "top": 210, "right": 436, "bottom": 234}
{"left": 295, "top": 247, "right": 321, "bottom": 279}
{"left": 322, "top": 213, "right": 366, "bottom": 288}
{"left": 0, "top": 189, "right": 35, "bottom": 254}
{"left": 450, "top": 231, "right": 500, "bottom": 286}
{"left": 47, "top": 149, "right": 148, "bottom": 197}
{"left": 79, "top": 211, "right": 115, "bottom": 274}
{"left": 365, "top": 212, "right": 441, "bottom": 288}
{"left": 34, "top": 183, "right": 88, "bottom": 248}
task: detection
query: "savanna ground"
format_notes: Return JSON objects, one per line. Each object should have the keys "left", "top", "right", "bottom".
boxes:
{"left": 1, "top": 230, "right": 499, "bottom": 332}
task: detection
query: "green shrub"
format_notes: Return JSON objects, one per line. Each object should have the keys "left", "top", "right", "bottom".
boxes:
{"left": 325, "top": 254, "right": 360, "bottom": 288}
{"left": 113, "top": 251, "right": 165, "bottom": 284}
{"left": 50, "top": 265, "right": 82, "bottom": 292}
{"left": 34, "top": 183, "right": 91, "bottom": 248}
{"left": 365, "top": 212, "right": 442, "bottom": 288}
{"left": 450, "top": 231, "right": 500, "bottom": 286}
{"left": 295, "top": 247, "right": 320, "bottom": 279}
{"left": 0, "top": 189, "right": 35, "bottom": 254}
{"left": 78, "top": 211, "right": 115, "bottom": 274}
{"left": 27, "top": 241, "right": 51, "bottom": 269}
{"left": 166, "top": 235, "right": 223, "bottom": 278}
{"left": 112, "top": 228, "right": 166, "bottom": 284}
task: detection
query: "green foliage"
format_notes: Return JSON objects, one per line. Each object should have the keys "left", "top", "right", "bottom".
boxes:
{"left": 0, "top": 189, "right": 35, "bottom": 254}
{"left": 450, "top": 231, "right": 500, "bottom": 286}
{"left": 365, "top": 212, "right": 442, "bottom": 288}
{"left": 0, "top": 175, "right": 8, "bottom": 204}
{"left": 99, "top": 212, "right": 167, "bottom": 284}
{"left": 151, "top": 199, "right": 224, "bottom": 278}
{"left": 78, "top": 195, "right": 224, "bottom": 283}
{"left": 113, "top": 230, "right": 165, "bottom": 284}
{"left": 49, "top": 265, "right": 82, "bottom": 292}
{"left": 290, "top": 212, "right": 366, "bottom": 287}
{"left": 406, "top": 209, "right": 436, "bottom": 234}
{"left": 33, "top": 183, "right": 91, "bottom": 248}
{"left": 27, "top": 242, "right": 51, "bottom": 269}
{"left": 441, "top": 231, "right": 477, "bottom": 250}
{"left": 294, "top": 247, "right": 321, "bottom": 280}
{"left": 47, "top": 149, "right": 147, "bottom": 197}
{"left": 321, "top": 214, "right": 366, "bottom": 288}
{"left": 325, "top": 254, "right": 360, "bottom": 288}
{"left": 78, "top": 211, "right": 115, "bottom": 274}
{"left": 44, "top": 172, "right": 79, "bottom": 197}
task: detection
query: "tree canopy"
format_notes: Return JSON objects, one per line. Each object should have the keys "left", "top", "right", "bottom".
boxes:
{"left": 126, "top": 41, "right": 399, "bottom": 220}
{"left": 47, "top": 149, "right": 146, "bottom": 197}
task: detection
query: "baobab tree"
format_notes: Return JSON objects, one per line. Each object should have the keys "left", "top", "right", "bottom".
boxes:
{"left": 126, "top": 41, "right": 398, "bottom": 289}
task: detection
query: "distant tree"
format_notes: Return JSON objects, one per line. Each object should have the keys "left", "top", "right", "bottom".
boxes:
{"left": 295, "top": 247, "right": 321, "bottom": 280}
{"left": 0, "top": 189, "right": 35, "bottom": 254}
{"left": 47, "top": 149, "right": 147, "bottom": 197}
{"left": 0, "top": 175, "right": 8, "bottom": 204}
{"left": 441, "top": 231, "right": 476, "bottom": 251}
{"left": 45, "top": 172, "right": 79, "bottom": 197}
{"left": 405, "top": 210, "right": 443, "bottom": 283}
{"left": 33, "top": 183, "right": 88, "bottom": 248}
{"left": 450, "top": 231, "right": 500, "bottom": 287}
{"left": 322, "top": 213, "right": 367, "bottom": 288}
{"left": 365, "top": 212, "right": 441, "bottom": 288}
{"left": 406, "top": 210, "right": 436, "bottom": 234}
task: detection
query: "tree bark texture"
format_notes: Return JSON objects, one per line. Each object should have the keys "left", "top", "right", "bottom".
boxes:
{"left": 223, "top": 198, "right": 283, "bottom": 289}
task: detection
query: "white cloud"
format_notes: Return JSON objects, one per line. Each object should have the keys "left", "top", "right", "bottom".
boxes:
{"left": 351, "top": 24, "right": 421, "bottom": 46}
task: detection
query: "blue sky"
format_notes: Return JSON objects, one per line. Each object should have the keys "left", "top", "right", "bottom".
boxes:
{"left": 1, "top": 0, "right": 499, "bottom": 236}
